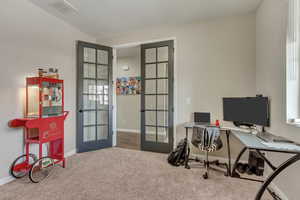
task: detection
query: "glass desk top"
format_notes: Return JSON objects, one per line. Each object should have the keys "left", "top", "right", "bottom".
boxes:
{"left": 232, "top": 130, "right": 300, "bottom": 154}
{"left": 184, "top": 122, "right": 300, "bottom": 154}
{"left": 184, "top": 122, "right": 228, "bottom": 131}
{"left": 184, "top": 122, "right": 210, "bottom": 128}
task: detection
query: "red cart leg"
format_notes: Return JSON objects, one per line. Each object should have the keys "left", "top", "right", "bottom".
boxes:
{"left": 39, "top": 143, "right": 42, "bottom": 159}
{"left": 26, "top": 142, "right": 30, "bottom": 162}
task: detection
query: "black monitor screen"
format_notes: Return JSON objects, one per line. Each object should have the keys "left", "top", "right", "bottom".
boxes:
{"left": 223, "top": 97, "right": 270, "bottom": 126}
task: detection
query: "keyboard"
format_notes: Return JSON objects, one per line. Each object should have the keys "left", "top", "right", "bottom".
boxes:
{"left": 257, "top": 132, "right": 293, "bottom": 143}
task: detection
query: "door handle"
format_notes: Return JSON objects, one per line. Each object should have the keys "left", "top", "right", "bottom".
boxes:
{"left": 78, "top": 109, "right": 83, "bottom": 113}
{"left": 141, "top": 109, "right": 145, "bottom": 112}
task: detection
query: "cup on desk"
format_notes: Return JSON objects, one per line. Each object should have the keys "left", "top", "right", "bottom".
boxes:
{"left": 215, "top": 120, "right": 220, "bottom": 127}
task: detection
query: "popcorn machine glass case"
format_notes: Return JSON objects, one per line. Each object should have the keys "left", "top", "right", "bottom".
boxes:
{"left": 27, "top": 77, "right": 64, "bottom": 118}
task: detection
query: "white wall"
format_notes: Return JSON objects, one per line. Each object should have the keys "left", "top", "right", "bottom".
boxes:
{"left": 0, "top": 0, "right": 95, "bottom": 181}
{"left": 116, "top": 54, "right": 141, "bottom": 132}
{"left": 98, "top": 14, "right": 257, "bottom": 157}
{"left": 256, "top": 0, "right": 300, "bottom": 199}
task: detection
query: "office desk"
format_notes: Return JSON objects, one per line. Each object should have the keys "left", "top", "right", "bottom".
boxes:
{"left": 231, "top": 130, "right": 300, "bottom": 200}
{"left": 183, "top": 123, "right": 300, "bottom": 200}
{"left": 183, "top": 122, "right": 232, "bottom": 175}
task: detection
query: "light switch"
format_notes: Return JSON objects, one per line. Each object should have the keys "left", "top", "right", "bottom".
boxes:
{"left": 186, "top": 97, "right": 191, "bottom": 105}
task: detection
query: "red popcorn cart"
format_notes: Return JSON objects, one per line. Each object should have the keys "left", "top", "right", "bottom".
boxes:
{"left": 8, "top": 77, "right": 69, "bottom": 183}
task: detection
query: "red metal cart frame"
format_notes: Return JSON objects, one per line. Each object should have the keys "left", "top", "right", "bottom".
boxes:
{"left": 9, "top": 111, "right": 69, "bottom": 167}
{"left": 9, "top": 77, "right": 68, "bottom": 182}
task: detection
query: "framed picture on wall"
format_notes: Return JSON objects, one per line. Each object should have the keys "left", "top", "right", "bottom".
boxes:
{"left": 116, "top": 77, "right": 141, "bottom": 95}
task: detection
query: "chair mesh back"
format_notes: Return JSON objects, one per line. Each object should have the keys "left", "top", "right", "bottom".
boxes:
{"left": 191, "top": 126, "right": 222, "bottom": 152}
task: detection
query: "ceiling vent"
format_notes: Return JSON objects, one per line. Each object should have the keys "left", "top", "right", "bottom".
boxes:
{"left": 50, "top": 0, "right": 78, "bottom": 14}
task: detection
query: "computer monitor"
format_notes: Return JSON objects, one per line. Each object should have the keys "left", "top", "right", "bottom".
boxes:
{"left": 223, "top": 97, "right": 270, "bottom": 127}
{"left": 194, "top": 112, "right": 211, "bottom": 123}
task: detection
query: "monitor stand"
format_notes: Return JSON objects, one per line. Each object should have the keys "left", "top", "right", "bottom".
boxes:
{"left": 231, "top": 122, "right": 292, "bottom": 143}
{"left": 233, "top": 121, "right": 254, "bottom": 129}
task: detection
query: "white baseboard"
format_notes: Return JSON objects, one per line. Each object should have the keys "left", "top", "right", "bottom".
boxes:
{"left": 117, "top": 128, "right": 140, "bottom": 133}
{"left": 0, "top": 149, "right": 77, "bottom": 186}
{"left": 0, "top": 176, "right": 14, "bottom": 186}
{"left": 65, "top": 149, "right": 77, "bottom": 157}
{"left": 270, "top": 183, "right": 289, "bottom": 200}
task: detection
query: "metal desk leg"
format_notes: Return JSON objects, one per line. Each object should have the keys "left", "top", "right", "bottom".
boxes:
{"left": 255, "top": 153, "right": 300, "bottom": 200}
{"left": 231, "top": 147, "right": 247, "bottom": 177}
{"left": 226, "top": 130, "right": 232, "bottom": 176}
{"left": 184, "top": 127, "right": 190, "bottom": 169}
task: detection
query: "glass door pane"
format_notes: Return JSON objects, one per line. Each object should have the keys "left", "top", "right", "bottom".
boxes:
{"left": 83, "top": 111, "right": 96, "bottom": 126}
{"left": 157, "top": 128, "right": 168, "bottom": 143}
{"left": 145, "top": 126, "right": 156, "bottom": 142}
{"left": 84, "top": 127, "right": 96, "bottom": 142}
{"left": 97, "top": 125, "right": 108, "bottom": 140}
{"left": 84, "top": 48, "right": 96, "bottom": 63}
{"left": 97, "top": 65, "right": 108, "bottom": 79}
{"left": 84, "top": 64, "right": 96, "bottom": 78}
{"left": 157, "top": 47, "right": 168, "bottom": 62}
{"left": 145, "top": 64, "right": 156, "bottom": 78}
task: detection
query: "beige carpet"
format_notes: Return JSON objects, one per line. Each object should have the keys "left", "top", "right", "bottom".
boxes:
{"left": 0, "top": 148, "right": 271, "bottom": 200}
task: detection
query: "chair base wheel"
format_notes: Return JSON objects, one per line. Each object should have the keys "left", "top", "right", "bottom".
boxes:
{"left": 203, "top": 172, "right": 208, "bottom": 179}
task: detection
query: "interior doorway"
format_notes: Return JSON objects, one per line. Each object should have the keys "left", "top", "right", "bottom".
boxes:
{"left": 115, "top": 46, "right": 141, "bottom": 150}
{"left": 76, "top": 39, "right": 175, "bottom": 153}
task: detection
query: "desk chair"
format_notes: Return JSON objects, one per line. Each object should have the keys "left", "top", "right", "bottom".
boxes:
{"left": 191, "top": 126, "right": 228, "bottom": 179}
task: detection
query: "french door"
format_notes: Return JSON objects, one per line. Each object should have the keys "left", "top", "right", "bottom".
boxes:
{"left": 77, "top": 41, "right": 113, "bottom": 153}
{"left": 141, "top": 40, "right": 174, "bottom": 153}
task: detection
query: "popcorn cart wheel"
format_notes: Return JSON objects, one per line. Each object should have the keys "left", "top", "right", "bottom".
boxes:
{"left": 10, "top": 152, "right": 56, "bottom": 183}
{"left": 10, "top": 154, "right": 37, "bottom": 178}
{"left": 29, "top": 157, "right": 55, "bottom": 183}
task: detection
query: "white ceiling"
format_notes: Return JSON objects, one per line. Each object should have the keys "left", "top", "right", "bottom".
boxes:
{"left": 30, "top": 0, "right": 262, "bottom": 39}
